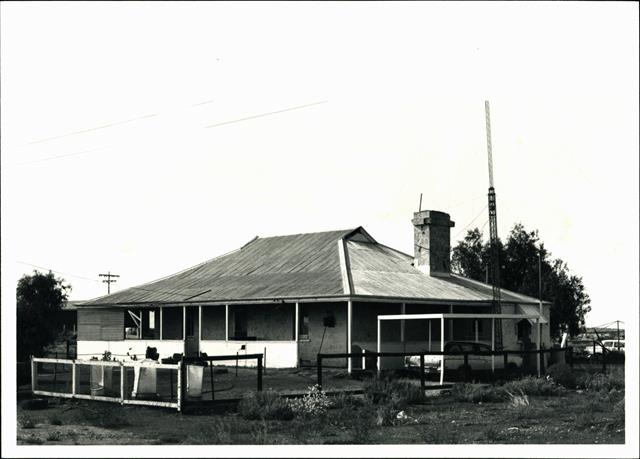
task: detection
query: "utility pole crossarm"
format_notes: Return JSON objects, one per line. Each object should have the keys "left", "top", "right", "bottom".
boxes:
{"left": 98, "top": 271, "right": 120, "bottom": 294}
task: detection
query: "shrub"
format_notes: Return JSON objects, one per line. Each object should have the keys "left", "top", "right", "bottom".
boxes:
{"left": 46, "top": 431, "right": 63, "bottom": 442}
{"left": 583, "top": 373, "right": 624, "bottom": 393}
{"left": 364, "top": 377, "right": 425, "bottom": 407}
{"left": 545, "top": 363, "right": 576, "bottom": 388}
{"left": 18, "top": 415, "right": 36, "bottom": 429}
{"left": 288, "top": 385, "right": 332, "bottom": 417}
{"left": 502, "top": 376, "right": 565, "bottom": 396}
{"left": 331, "top": 392, "right": 364, "bottom": 409}
{"left": 451, "top": 383, "right": 506, "bottom": 403}
{"left": 20, "top": 434, "right": 44, "bottom": 445}
{"left": 49, "top": 415, "right": 63, "bottom": 426}
{"left": 374, "top": 403, "right": 397, "bottom": 427}
{"left": 248, "top": 420, "right": 270, "bottom": 444}
{"left": 238, "top": 391, "right": 294, "bottom": 421}
{"left": 506, "top": 389, "right": 530, "bottom": 407}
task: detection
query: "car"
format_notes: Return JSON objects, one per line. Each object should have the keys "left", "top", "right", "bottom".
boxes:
{"left": 601, "top": 339, "right": 625, "bottom": 353}
{"left": 404, "top": 341, "right": 523, "bottom": 380}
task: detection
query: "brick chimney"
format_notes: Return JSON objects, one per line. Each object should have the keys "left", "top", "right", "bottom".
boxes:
{"left": 412, "top": 210, "right": 455, "bottom": 276}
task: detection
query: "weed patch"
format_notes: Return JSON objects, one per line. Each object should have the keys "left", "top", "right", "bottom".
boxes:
{"left": 20, "top": 434, "right": 44, "bottom": 445}
{"left": 18, "top": 415, "right": 36, "bottom": 429}
{"left": 364, "top": 377, "right": 425, "bottom": 407}
{"left": 451, "top": 383, "right": 506, "bottom": 403}
{"left": 238, "top": 391, "right": 294, "bottom": 421}
{"left": 46, "top": 431, "right": 63, "bottom": 442}
{"left": 545, "top": 363, "right": 576, "bottom": 388}
{"left": 502, "top": 376, "right": 565, "bottom": 396}
{"left": 76, "top": 405, "right": 131, "bottom": 429}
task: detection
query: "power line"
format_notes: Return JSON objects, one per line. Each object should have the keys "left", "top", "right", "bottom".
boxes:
{"left": 24, "top": 113, "right": 158, "bottom": 146}
{"left": 204, "top": 100, "right": 328, "bottom": 129}
{"left": 12, "top": 146, "right": 109, "bottom": 166}
{"left": 452, "top": 204, "right": 488, "bottom": 241}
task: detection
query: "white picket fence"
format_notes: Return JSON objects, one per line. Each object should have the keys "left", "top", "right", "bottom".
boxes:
{"left": 31, "top": 357, "right": 183, "bottom": 411}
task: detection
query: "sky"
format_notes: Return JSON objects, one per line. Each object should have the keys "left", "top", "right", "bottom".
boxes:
{"left": 1, "top": 2, "right": 638, "bottom": 457}
{"left": 2, "top": 2, "right": 638, "bottom": 330}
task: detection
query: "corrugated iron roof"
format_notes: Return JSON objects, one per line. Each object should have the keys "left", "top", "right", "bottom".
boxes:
{"left": 82, "top": 227, "right": 546, "bottom": 307}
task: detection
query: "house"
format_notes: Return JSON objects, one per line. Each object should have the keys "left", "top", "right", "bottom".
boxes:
{"left": 76, "top": 210, "right": 550, "bottom": 369}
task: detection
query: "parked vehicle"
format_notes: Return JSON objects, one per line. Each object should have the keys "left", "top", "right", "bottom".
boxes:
{"left": 601, "top": 339, "right": 625, "bottom": 353}
{"left": 404, "top": 341, "right": 523, "bottom": 379}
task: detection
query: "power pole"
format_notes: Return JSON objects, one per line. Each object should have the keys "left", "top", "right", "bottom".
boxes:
{"left": 485, "top": 100, "right": 502, "bottom": 349}
{"left": 99, "top": 271, "right": 120, "bottom": 294}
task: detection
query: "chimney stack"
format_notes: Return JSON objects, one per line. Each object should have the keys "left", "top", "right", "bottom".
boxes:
{"left": 412, "top": 210, "right": 455, "bottom": 276}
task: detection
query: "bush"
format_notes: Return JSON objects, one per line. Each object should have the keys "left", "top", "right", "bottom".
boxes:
{"left": 583, "top": 373, "right": 624, "bottom": 393}
{"left": 506, "top": 389, "right": 530, "bottom": 407}
{"left": 451, "top": 383, "right": 506, "bottom": 403}
{"left": 502, "top": 376, "right": 565, "bottom": 396}
{"left": 46, "top": 431, "right": 63, "bottom": 442}
{"left": 364, "top": 377, "right": 425, "bottom": 407}
{"left": 18, "top": 415, "right": 36, "bottom": 429}
{"left": 288, "top": 385, "right": 332, "bottom": 417}
{"left": 331, "top": 392, "right": 364, "bottom": 409}
{"left": 238, "top": 391, "right": 294, "bottom": 421}
{"left": 375, "top": 403, "right": 397, "bottom": 427}
{"left": 545, "top": 363, "right": 576, "bottom": 388}
{"left": 20, "top": 434, "right": 44, "bottom": 445}
{"left": 49, "top": 415, "right": 63, "bottom": 426}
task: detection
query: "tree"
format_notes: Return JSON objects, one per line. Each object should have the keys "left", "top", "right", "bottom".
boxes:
{"left": 17, "top": 270, "right": 71, "bottom": 362}
{"left": 451, "top": 224, "right": 591, "bottom": 337}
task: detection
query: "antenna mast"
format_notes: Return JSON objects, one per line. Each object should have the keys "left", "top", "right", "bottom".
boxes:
{"left": 485, "top": 100, "right": 502, "bottom": 349}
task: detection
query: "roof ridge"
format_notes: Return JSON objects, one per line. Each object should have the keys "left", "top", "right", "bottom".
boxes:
{"left": 256, "top": 228, "right": 358, "bottom": 240}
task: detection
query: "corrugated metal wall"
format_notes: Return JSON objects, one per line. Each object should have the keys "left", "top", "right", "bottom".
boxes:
{"left": 77, "top": 309, "right": 124, "bottom": 341}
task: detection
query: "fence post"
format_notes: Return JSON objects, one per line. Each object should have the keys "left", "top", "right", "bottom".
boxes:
{"left": 602, "top": 345, "right": 607, "bottom": 374}
{"left": 264, "top": 347, "right": 267, "bottom": 375}
{"left": 593, "top": 340, "right": 596, "bottom": 356}
{"left": 257, "top": 355, "right": 263, "bottom": 391}
{"left": 120, "top": 362, "right": 125, "bottom": 405}
{"left": 317, "top": 355, "right": 323, "bottom": 389}
{"left": 503, "top": 351, "right": 508, "bottom": 372}
{"left": 210, "top": 361, "right": 215, "bottom": 401}
{"left": 177, "top": 361, "right": 182, "bottom": 412}
{"left": 362, "top": 349, "right": 366, "bottom": 371}
{"left": 53, "top": 352, "right": 58, "bottom": 391}
{"left": 31, "top": 356, "right": 36, "bottom": 393}
{"left": 419, "top": 354, "right": 425, "bottom": 390}
{"left": 72, "top": 361, "right": 77, "bottom": 397}
{"left": 66, "top": 340, "right": 70, "bottom": 360}
{"left": 463, "top": 353, "right": 469, "bottom": 381}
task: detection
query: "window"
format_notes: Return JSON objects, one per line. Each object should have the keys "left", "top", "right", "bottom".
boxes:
{"left": 299, "top": 307, "right": 310, "bottom": 340}
{"left": 233, "top": 309, "right": 247, "bottom": 339}
{"left": 125, "top": 310, "right": 142, "bottom": 339}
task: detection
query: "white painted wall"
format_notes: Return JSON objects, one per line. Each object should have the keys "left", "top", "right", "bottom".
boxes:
{"left": 77, "top": 340, "right": 184, "bottom": 361}
{"left": 200, "top": 340, "right": 297, "bottom": 368}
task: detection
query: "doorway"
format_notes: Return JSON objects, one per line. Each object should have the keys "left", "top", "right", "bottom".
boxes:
{"left": 184, "top": 306, "right": 200, "bottom": 357}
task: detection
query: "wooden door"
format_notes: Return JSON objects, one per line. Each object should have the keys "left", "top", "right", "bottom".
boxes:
{"left": 184, "top": 307, "right": 200, "bottom": 357}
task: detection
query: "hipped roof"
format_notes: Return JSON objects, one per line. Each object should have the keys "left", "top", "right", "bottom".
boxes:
{"left": 81, "top": 228, "right": 547, "bottom": 307}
